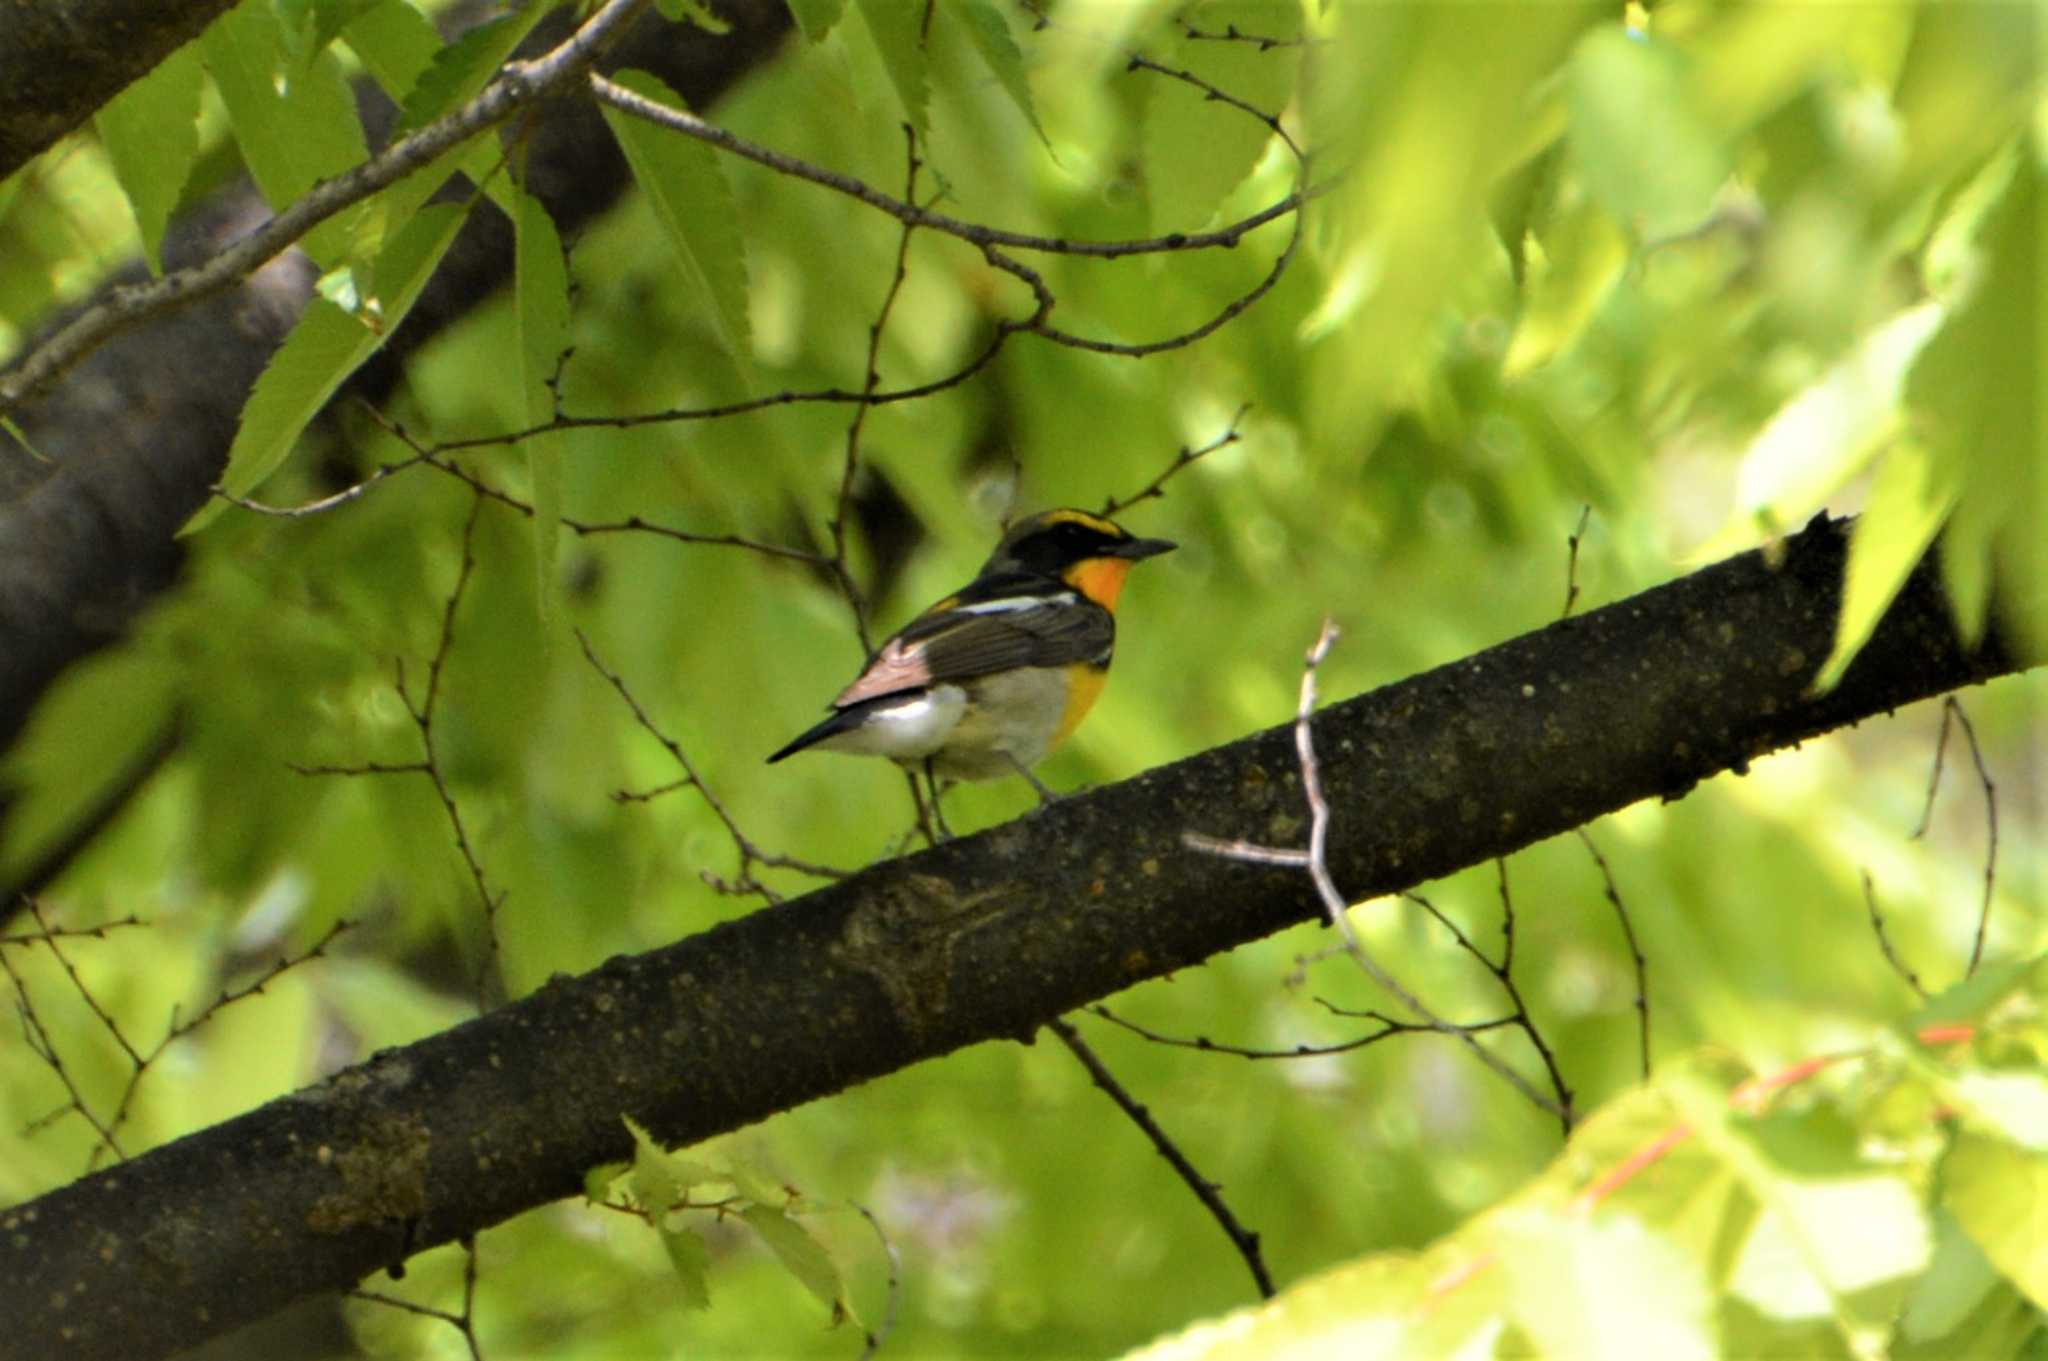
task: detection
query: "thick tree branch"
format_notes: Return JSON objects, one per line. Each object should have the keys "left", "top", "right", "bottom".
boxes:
{"left": 0, "top": 0, "right": 238, "bottom": 183}
{"left": 2, "top": 516, "right": 2025, "bottom": 1361}
{"left": 0, "top": 3, "right": 793, "bottom": 753}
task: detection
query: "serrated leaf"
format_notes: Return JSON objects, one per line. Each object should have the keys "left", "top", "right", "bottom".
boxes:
{"left": 1945, "top": 1132, "right": 2048, "bottom": 1308}
{"left": 97, "top": 44, "right": 204, "bottom": 275}
{"left": 1494, "top": 1208, "right": 1715, "bottom": 1361}
{"left": 941, "top": 0, "right": 1048, "bottom": 147}
{"left": 661, "top": 1222, "right": 715, "bottom": 1308}
{"left": 740, "top": 1204, "right": 847, "bottom": 1318}
{"left": 1567, "top": 27, "right": 1728, "bottom": 236}
{"left": 852, "top": 0, "right": 930, "bottom": 138}
{"left": 584, "top": 1159, "right": 629, "bottom": 1201}
{"left": 515, "top": 190, "right": 571, "bottom": 618}
{"left": 1143, "top": 1, "right": 1302, "bottom": 233}
{"left": 598, "top": 70, "right": 754, "bottom": 375}
{"left": 785, "top": 0, "right": 846, "bottom": 43}
{"left": 656, "top": 0, "right": 732, "bottom": 32}
{"left": 622, "top": 1115, "right": 726, "bottom": 1211}
{"left": 341, "top": 0, "right": 444, "bottom": 98}
{"left": 1908, "top": 158, "right": 2046, "bottom": 661}
{"left": 201, "top": 1, "right": 370, "bottom": 266}
{"left": 184, "top": 202, "right": 467, "bottom": 533}
{"left": 1812, "top": 439, "right": 1956, "bottom": 692}
{"left": 275, "top": 0, "right": 384, "bottom": 69}
{"left": 399, "top": 8, "right": 550, "bottom": 133}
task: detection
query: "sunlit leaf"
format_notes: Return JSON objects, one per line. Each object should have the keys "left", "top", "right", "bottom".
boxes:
{"left": 1503, "top": 189, "right": 1628, "bottom": 376}
{"left": 740, "top": 1203, "right": 848, "bottom": 1318}
{"left": 1944, "top": 1132, "right": 2048, "bottom": 1308}
{"left": 598, "top": 69, "right": 754, "bottom": 375}
{"left": 96, "top": 43, "right": 204, "bottom": 275}
{"left": 1495, "top": 1208, "right": 1715, "bottom": 1361}
{"left": 399, "top": 7, "right": 551, "bottom": 132}
{"left": 1812, "top": 439, "right": 1956, "bottom": 692}
{"left": 657, "top": 0, "right": 732, "bottom": 33}
{"left": 1567, "top": 27, "right": 1729, "bottom": 238}
{"left": 201, "top": 0, "right": 370, "bottom": 265}
{"left": 185, "top": 203, "right": 467, "bottom": 532}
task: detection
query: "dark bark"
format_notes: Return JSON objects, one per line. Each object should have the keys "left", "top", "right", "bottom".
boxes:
{"left": 0, "top": 0, "right": 240, "bottom": 182}
{"left": 3, "top": 515, "right": 2023, "bottom": 1361}
{"left": 0, "top": 2, "right": 794, "bottom": 754}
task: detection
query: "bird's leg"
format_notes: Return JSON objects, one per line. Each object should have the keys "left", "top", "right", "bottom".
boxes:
{"left": 923, "top": 757, "right": 954, "bottom": 841}
{"left": 1003, "top": 751, "right": 1062, "bottom": 806}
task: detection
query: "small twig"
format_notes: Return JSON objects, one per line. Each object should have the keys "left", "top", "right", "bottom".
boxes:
{"left": 1562, "top": 505, "right": 1591, "bottom": 619}
{"left": 1574, "top": 830, "right": 1650, "bottom": 1081}
{"left": 1861, "top": 870, "right": 1928, "bottom": 999}
{"left": 1101, "top": 405, "right": 1248, "bottom": 517}
{"left": 1089, "top": 1001, "right": 1518, "bottom": 1059}
{"left": 1178, "top": 19, "right": 1321, "bottom": 50}
{"left": 1, "top": 940, "right": 125, "bottom": 1157}
{"left": 575, "top": 631, "right": 848, "bottom": 903}
{"left": 1048, "top": 1016, "right": 1274, "bottom": 1300}
{"left": 0, "top": 914, "right": 146, "bottom": 948}
{"left": 1912, "top": 697, "right": 2000, "bottom": 976}
{"left": 1187, "top": 620, "right": 1569, "bottom": 1123}
{"left": 851, "top": 1202, "right": 901, "bottom": 1361}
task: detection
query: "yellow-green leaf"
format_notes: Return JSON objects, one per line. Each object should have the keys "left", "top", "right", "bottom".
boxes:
{"left": 852, "top": 0, "right": 930, "bottom": 139}
{"left": 598, "top": 70, "right": 754, "bottom": 375}
{"left": 1944, "top": 1132, "right": 2048, "bottom": 1308}
{"left": 1811, "top": 439, "right": 1956, "bottom": 692}
{"left": 740, "top": 1204, "right": 848, "bottom": 1319}
{"left": 201, "top": 1, "right": 369, "bottom": 266}
{"left": 96, "top": 43, "right": 204, "bottom": 275}
{"left": 185, "top": 202, "right": 467, "bottom": 533}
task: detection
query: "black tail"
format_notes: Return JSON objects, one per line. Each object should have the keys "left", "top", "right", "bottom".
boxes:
{"left": 766, "top": 709, "right": 859, "bottom": 764}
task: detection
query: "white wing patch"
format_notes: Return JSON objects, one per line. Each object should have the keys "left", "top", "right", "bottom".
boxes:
{"left": 949, "top": 592, "right": 1078, "bottom": 616}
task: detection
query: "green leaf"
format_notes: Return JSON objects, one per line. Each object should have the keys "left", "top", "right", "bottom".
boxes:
{"left": 1689, "top": 300, "right": 1944, "bottom": 562}
{"left": 598, "top": 70, "right": 754, "bottom": 375}
{"left": 184, "top": 202, "right": 467, "bottom": 533}
{"left": 1142, "top": 1, "right": 1302, "bottom": 233}
{"left": 201, "top": 0, "right": 370, "bottom": 266}
{"left": 740, "top": 1204, "right": 848, "bottom": 1319}
{"left": 514, "top": 190, "right": 571, "bottom": 617}
{"left": 1901, "top": 1209, "right": 2004, "bottom": 1344}
{"left": 940, "top": 0, "right": 1048, "bottom": 148}
{"left": 1908, "top": 157, "right": 2046, "bottom": 661}
{"left": 852, "top": 0, "right": 930, "bottom": 138}
{"left": 1494, "top": 1208, "right": 1715, "bottom": 1361}
{"left": 1503, "top": 189, "right": 1628, "bottom": 376}
{"left": 785, "top": 0, "right": 846, "bottom": 44}
{"left": 660, "top": 1222, "right": 714, "bottom": 1308}
{"left": 1945, "top": 1132, "right": 2048, "bottom": 1308}
{"left": 399, "top": 7, "right": 550, "bottom": 132}
{"left": 583, "top": 1159, "right": 629, "bottom": 1202}
{"left": 96, "top": 43, "right": 204, "bottom": 275}
{"left": 656, "top": 0, "right": 732, "bottom": 32}
{"left": 340, "top": 0, "right": 444, "bottom": 98}
{"left": 622, "top": 1115, "right": 725, "bottom": 1211}
{"left": 1567, "top": 27, "right": 1729, "bottom": 237}
{"left": 274, "top": 0, "right": 383, "bottom": 69}
{"left": 1811, "top": 439, "right": 1956, "bottom": 692}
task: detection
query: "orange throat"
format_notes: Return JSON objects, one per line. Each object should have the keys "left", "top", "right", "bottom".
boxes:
{"left": 1066, "top": 556, "right": 1137, "bottom": 610}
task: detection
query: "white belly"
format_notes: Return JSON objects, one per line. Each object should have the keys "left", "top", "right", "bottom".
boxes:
{"left": 813, "top": 671, "right": 1068, "bottom": 781}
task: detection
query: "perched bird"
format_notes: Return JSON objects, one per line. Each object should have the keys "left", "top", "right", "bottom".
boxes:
{"left": 767, "top": 508, "right": 1175, "bottom": 804}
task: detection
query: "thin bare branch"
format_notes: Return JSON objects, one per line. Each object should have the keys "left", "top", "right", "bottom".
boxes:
{"left": 1861, "top": 870, "right": 1928, "bottom": 1000}
{"left": 1574, "top": 829, "right": 1649, "bottom": 1081}
{"left": 1048, "top": 1016, "right": 1274, "bottom": 1300}
{"left": 1102, "top": 406, "right": 1248, "bottom": 518}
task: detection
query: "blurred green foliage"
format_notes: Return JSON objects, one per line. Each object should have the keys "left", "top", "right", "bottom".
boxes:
{"left": 0, "top": 0, "right": 2042, "bottom": 1356}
